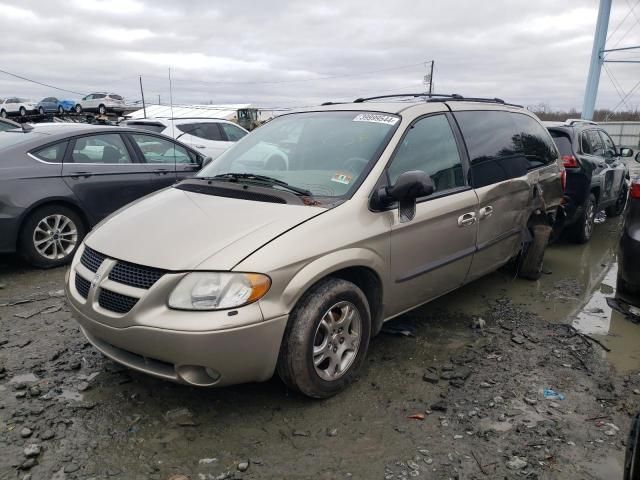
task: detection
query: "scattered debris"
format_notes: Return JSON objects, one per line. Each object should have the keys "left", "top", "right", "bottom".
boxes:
{"left": 543, "top": 388, "right": 566, "bottom": 401}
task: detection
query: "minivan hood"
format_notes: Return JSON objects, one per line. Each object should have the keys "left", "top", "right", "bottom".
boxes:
{"left": 85, "top": 187, "right": 325, "bottom": 270}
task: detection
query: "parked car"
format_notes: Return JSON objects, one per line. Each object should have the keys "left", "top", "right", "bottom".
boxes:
{"left": 0, "top": 97, "right": 38, "bottom": 118}
{"left": 121, "top": 117, "right": 249, "bottom": 160}
{"left": 75, "top": 93, "right": 125, "bottom": 115}
{"left": 37, "top": 97, "right": 76, "bottom": 115}
{"left": 65, "top": 94, "right": 564, "bottom": 398}
{"left": 0, "top": 124, "right": 208, "bottom": 268}
{"left": 545, "top": 119, "right": 633, "bottom": 243}
{"left": 0, "top": 117, "right": 20, "bottom": 131}
{"left": 617, "top": 159, "right": 640, "bottom": 309}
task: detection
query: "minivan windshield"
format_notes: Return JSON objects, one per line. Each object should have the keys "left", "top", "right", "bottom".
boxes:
{"left": 197, "top": 111, "right": 400, "bottom": 198}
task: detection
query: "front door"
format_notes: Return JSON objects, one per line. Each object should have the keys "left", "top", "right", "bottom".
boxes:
{"left": 600, "top": 130, "right": 627, "bottom": 205}
{"left": 386, "top": 113, "right": 477, "bottom": 315}
{"left": 61, "top": 133, "right": 152, "bottom": 224}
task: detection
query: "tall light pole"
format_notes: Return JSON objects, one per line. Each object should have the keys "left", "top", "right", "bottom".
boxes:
{"left": 582, "top": 0, "right": 612, "bottom": 120}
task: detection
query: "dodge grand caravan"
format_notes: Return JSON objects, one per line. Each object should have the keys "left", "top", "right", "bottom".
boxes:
{"left": 65, "top": 94, "right": 563, "bottom": 398}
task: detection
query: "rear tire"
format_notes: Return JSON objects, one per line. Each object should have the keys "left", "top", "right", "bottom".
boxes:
{"left": 19, "top": 205, "right": 86, "bottom": 268}
{"left": 606, "top": 183, "right": 628, "bottom": 217}
{"left": 38, "top": 107, "right": 44, "bottom": 115}
{"left": 75, "top": 104, "right": 82, "bottom": 114}
{"left": 0, "top": 110, "right": 6, "bottom": 118}
{"left": 58, "top": 106, "right": 64, "bottom": 115}
{"left": 277, "top": 278, "right": 371, "bottom": 398}
{"left": 518, "top": 224, "right": 552, "bottom": 280}
{"left": 98, "top": 104, "right": 106, "bottom": 115}
{"left": 19, "top": 107, "right": 26, "bottom": 117}
{"left": 570, "top": 193, "right": 596, "bottom": 244}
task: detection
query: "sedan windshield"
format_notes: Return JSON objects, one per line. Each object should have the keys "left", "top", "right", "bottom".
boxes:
{"left": 197, "top": 111, "right": 400, "bottom": 198}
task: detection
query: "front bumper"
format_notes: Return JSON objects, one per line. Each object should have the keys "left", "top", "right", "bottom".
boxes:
{"left": 65, "top": 250, "right": 288, "bottom": 387}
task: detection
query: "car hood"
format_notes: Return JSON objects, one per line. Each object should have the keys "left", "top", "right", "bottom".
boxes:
{"left": 85, "top": 187, "right": 325, "bottom": 271}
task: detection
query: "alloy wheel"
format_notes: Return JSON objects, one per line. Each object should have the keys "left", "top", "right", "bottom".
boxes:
{"left": 584, "top": 201, "right": 595, "bottom": 238}
{"left": 32, "top": 214, "right": 78, "bottom": 260}
{"left": 312, "top": 301, "right": 362, "bottom": 381}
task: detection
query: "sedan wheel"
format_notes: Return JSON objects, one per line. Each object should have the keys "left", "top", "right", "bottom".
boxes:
{"left": 19, "top": 205, "right": 86, "bottom": 268}
{"left": 33, "top": 214, "right": 78, "bottom": 261}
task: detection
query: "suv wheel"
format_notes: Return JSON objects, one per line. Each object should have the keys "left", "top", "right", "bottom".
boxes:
{"left": 98, "top": 104, "right": 107, "bottom": 115}
{"left": 57, "top": 106, "right": 64, "bottom": 115}
{"left": 75, "top": 104, "right": 82, "bottom": 114}
{"left": 606, "top": 183, "right": 628, "bottom": 217}
{"left": 19, "top": 205, "right": 86, "bottom": 268}
{"left": 19, "top": 107, "right": 26, "bottom": 116}
{"left": 38, "top": 107, "right": 44, "bottom": 115}
{"left": 570, "top": 193, "right": 596, "bottom": 244}
{"left": 277, "top": 278, "right": 371, "bottom": 398}
{"left": 0, "top": 110, "right": 6, "bottom": 118}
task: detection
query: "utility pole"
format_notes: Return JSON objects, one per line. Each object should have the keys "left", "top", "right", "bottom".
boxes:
{"left": 158, "top": 94, "right": 161, "bottom": 105}
{"left": 423, "top": 61, "right": 434, "bottom": 95}
{"left": 139, "top": 75, "right": 147, "bottom": 119}
{"left": 582, "top": 0, "right": 612, "bottom": 120}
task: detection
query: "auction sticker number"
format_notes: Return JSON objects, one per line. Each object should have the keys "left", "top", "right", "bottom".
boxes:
{"left": 353, "top": 113, "right": 399, "bottom": 125}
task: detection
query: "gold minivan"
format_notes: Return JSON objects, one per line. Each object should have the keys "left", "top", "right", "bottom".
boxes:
{"left": 65, "top": 94, "right": 563, "bottom": 398}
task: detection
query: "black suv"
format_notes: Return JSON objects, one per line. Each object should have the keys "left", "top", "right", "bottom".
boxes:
{"left": 545, "top": 120, "right": 634, "bottom": 243}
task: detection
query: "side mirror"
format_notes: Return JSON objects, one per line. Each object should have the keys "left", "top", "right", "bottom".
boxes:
{"left": 620, "top": 147, "right": 634, "bottom": 158}
{"left": 375, "top": 170, "right": 434, "bottom": 223}
{"left": 202, "top": 156, "right": 213, "bottom": 168}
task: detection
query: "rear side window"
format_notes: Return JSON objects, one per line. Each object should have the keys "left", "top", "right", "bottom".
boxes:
{"left": 549, "top": 131, "right": 573, "bottom": 156}
{"left": 32, "top": 141, "right": 68, "bottom": 163}
{"left": 131, "top": 134, "right": 193, "bottom": 164}
{"left": 71, "top": 134, "right": 132, "bottom": 164}
{"left": 109, "top": 94, "right": 123, "bottom": 100}
{"left": 455, "top": 111, "right": 556, "bottom": 188}
{"left": 220, "top": 123, "right": 247, "bottom": 142}
{"left": 177, "top": 123, "right": 224, "bottom": 141}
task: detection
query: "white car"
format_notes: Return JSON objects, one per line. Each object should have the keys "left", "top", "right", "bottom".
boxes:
{"left": 122, "top": 117, "right": 250, "bottom": 160}
{"left": 75, "top": 92, "right": 125, "bottom": 115}
{"left": 0, "top": 97, "right": 37, "bottom": 118}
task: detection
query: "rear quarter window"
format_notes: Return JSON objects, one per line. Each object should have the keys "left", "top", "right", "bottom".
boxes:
{"left": 32, "top": 141, "right": 68, "bottom": 163}
{"left": 125, "top": 122, "right": 166, "bottom": 133}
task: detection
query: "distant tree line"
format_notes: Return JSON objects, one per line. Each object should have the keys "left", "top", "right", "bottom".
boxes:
{"left": 529, "top": 104, "right": 640, "bottom": 122}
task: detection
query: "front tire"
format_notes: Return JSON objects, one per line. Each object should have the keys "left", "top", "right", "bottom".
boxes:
{"left": 98, "top": 104, "right": 106, "bottom": 115}
{"left": 19, "top": 107, "right": 26, "bottom": 117}
{"left": 570, "top": 193, "right": 596, "bottom": 244}
{"left": 75, "top": 104, "right": 82, "bottom": 114}
{"left": 38, "top": 107, "right": 44, "bottom": 115}
{"left": 19, "top": 205, "right": 86, "bottom": 268}
{"left": 0, "top": 110, "right": 6, "bottom": 118}
{"left": 277, "top": 278, "right": 371, "bottom": 398}
{"left": 58, "top": 106, "right": 64, "bottom": 115}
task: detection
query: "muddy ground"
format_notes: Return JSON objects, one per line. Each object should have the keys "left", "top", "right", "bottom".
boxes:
{"left": 1, "top": 216, "right": 640, "bottom": 480}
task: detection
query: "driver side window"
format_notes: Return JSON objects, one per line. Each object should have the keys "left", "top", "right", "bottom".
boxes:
{"left": 387, "top": 115, "right": 464, "bottom": 194}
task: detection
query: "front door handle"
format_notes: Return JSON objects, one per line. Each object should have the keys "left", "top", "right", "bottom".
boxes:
{"left": 152, "top": 168, "right": 170, "bottom": 175}
{"left": 479, "top": 206, "right": 494, "bottom": 219}
{"left": 457, "top": 212, "right": 477, "bottom": 227}
{"left": 69, "top": 171, "right": 92, "bottom": 178}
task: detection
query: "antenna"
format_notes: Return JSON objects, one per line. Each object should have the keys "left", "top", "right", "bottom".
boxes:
{"left": 168, "top": 67, "right": 175, "bottom": 139}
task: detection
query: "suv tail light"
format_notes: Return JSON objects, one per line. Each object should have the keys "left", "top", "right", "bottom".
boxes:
{"left": 561, "top": 155, "right": 579, "bottom": 168}
{"left": 631, "top": 180, "right": 640, "bottom": 200}
{"left": 560, "top": 169, "right": 567, "bottom": 191}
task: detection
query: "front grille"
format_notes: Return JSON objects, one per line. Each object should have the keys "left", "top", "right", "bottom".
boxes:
{"left": 98, "top": 289, "right": 138, "bottom": 314}
{"left": 81, "top": 247, "right": 105, "bottom": 273}
{"left": 75, "top": 274, "right": 90, "bottom": 299}
{"left": 108, "top": 261, "right": 165, "bottom": 290}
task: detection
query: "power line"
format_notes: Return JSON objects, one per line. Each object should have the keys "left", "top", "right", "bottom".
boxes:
{"left": 140, "top": 61, "right": 431, "bottom": 86}
{"left": 607, "top": 0, "right": 640, "bottom": 42}
{"left": 0, "top": 68, "right": 86, "bottom": 96}
{"left": 603, "top": 64, "right": 631, "bottom": 109}
{"left": 607, "top": 77, "right": 640, "bottom": 119}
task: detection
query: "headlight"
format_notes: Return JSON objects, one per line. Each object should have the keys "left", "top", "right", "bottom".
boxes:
{"left": 168, "top": 272, "right": 271, "bottom": 310}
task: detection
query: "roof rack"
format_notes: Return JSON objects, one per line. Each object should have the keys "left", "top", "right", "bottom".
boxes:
{"left": 564, "top": 118, "right": 598, "bottom": 126}
{"left": 352, "top": 93, "right": 523, "bottom": 108}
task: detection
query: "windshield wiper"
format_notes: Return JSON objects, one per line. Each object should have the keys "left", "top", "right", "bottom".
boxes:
{"left": 203, "top": 173, "right": 313, "bottom": 197}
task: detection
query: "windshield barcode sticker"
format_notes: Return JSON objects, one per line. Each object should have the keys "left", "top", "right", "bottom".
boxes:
{"left": 353, "top": 113, "right": 399, "bottom": 125}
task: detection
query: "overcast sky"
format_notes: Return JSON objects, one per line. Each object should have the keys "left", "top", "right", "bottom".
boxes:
{"left": 1, "top": 0, "right": 639, "bottom": 112}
